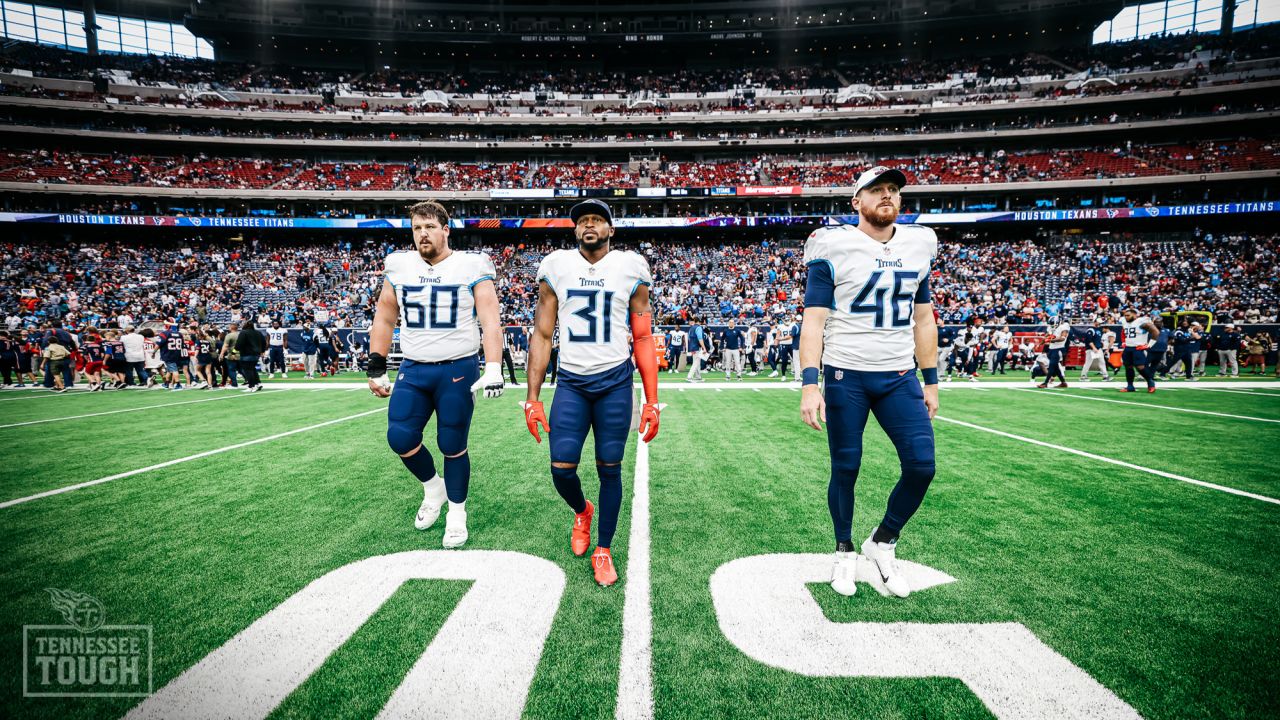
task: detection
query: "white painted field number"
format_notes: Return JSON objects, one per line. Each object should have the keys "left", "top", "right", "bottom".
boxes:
{"left": 126, "top": 551, "right": 565, "bottom": 720}
{"left": 710, "top": 554, "right": 1143, "bottom": 720}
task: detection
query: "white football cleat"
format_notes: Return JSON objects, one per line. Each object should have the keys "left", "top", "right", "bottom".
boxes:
{"left": 442, "top": 504, "right": 468, "bottom": 548}
{"left": 830, "top": 551, "right": 859, "bottom": 596}
{"left": 768, "top": 370, "right": 778, "bottom": 378}
{"left": 861, "top": 534, "right": 911, "bottom": 598}
{"left": 415, "top": 475, "right": 448, "bottom": 530}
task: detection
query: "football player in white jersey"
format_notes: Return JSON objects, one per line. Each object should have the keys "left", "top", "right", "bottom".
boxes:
{"left": 523, "top": 199, "right": 661, "bottom": 587}
{"left": 366, "top": 201, "right": 506, "bottom": 548}
{"left": 1119, "top": 306, "right": 1161, "bottom": 393}
{"left": 1037, "top": 315, "right": 1070, "bottom": 389}
{"left": 799, "top": 166, "right": 940, "bottom": 599}
{"left": 266, "top": 320, "right": 289, "bottom": 378}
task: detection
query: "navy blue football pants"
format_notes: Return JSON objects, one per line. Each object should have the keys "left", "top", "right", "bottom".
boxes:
{"left": 548, "top": 360, "right": 633, "bottom": 549}
{"left": 386, "top": 355, "right": 479, "bottom": 502}
{"left": 824, "top": 367, "right": 936, "bottom": 544}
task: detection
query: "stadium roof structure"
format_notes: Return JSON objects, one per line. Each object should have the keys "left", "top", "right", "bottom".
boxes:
{"left": 36, "top": 0, "right": 1130, "bottom": 64}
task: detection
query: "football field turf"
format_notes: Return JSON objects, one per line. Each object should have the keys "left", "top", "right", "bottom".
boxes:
{"left": 2, "top": 381, "right": 1277, "bottom": 719}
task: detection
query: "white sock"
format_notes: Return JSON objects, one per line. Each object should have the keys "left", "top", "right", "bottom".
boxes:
{"left": 448, "top": 500, "right": 466, "bottom": 513}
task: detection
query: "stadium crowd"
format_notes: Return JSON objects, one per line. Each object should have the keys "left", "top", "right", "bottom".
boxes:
{"left": 3, "top": 231, "right": 1277, "bottom": 331}
{"left": 4, "top": 231, "right": 1279, "bottom": 390}
{"left": 2, "top": 139, "right": 1275, "bottom": 190}
{"left": 5, "top": 98, "right": 1273, "bottom": 146}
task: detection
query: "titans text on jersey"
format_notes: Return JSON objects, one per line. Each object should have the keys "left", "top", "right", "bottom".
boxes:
{"left": 383, "top": 249, "right": 496, "bottom": 362}
{"left": 536, "top": 248, "right": 652, "bottom": 376}
{"left": 803, "top": 223, "right": 937, "bottom": 371}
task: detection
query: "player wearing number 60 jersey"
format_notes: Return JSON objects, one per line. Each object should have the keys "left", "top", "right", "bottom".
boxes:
{"left": 524, "top": 199, "right": 661, "bottom": 587}
{"left": 367, "top": 200, "right": 506, "bottom": 550}
{"left": 799, "top": 166, "right": 940, "bottom": 600}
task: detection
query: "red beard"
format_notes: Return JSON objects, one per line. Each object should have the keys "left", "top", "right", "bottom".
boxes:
{"left": 861, "top": 204, "right": 899, "bottom": 229}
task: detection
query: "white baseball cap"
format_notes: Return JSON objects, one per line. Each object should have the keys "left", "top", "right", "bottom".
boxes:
{"left": 853, "top": 166, "right": 909, "bottom": 194}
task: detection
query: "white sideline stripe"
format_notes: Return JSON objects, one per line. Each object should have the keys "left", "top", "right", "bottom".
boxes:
{"left": 616, "top": 436, "right": 653, "bottom": 720}
{"left": 935, "top": 416, "right": 1280, "bottom": 506}
{"left": 213, "top": 379, "right": 1280, "bottom": 392}
{"left": 0, "top": 408, "right": 384, "bottom": 509}
{"left": 0, "top": 390, "right": 276, "bottom": 429}
{"left": 1183, "top": 387, "right": 1280, "bottom": 397}
{"left": 1014, "top": 388, "right": 1280, "bottom": 424}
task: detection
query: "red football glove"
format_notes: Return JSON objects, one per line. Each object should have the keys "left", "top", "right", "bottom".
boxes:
{"left": 1136, "top": 344, "right": 1150, "bottom": 350}
{"left": 522, "top": 401, "right": 549, "bottom": 443}
{"left": 638, "top": 403, "right": 660, "bottom": 443}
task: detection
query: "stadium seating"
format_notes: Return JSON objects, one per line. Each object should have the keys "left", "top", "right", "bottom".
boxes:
{"left": 0, "top": 142, "right": 1272, "bottom": 191}
{"left": 4, "top": 234, "right": 1276, "bottom": 336}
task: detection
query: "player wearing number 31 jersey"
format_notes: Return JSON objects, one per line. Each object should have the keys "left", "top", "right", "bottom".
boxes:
{"left": 367, "top": 200, "right": 506, "bottom": 550}
{"left": 799, "top": 166, "right": 940, "bottom": 600}
{"left": 524, "top": 199, "right": 661, "bottom": 588}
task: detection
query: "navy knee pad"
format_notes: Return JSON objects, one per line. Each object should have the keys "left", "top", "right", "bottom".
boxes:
{"left": 387, "top": 423, "right": 423, "bottom": 456}
{"left": 830, "top": 447, "right": 863, "bottom": 485}
{"left": 437, "top": 423, "right": 469, "bottom": 458}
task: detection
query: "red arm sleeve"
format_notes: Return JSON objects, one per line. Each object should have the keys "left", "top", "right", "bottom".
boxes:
{"left": 630, "top": 312, "right": 659, "bottom": 404}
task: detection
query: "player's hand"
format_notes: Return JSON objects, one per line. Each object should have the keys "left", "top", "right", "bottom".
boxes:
{"left": 800, "top": 385, "right": 825, "bottom": 430}
{"left": 368, "top": 374, "right": 391, "bottom": 397}
{"left": 923, "top": 384, "right": 939, "bottom": 420}
{"left": 522, "top": 400, "right": 549, "bottom": 443}
{"left": 367, "top": 352, "right": 391, "bottom": 397}
{"left": 638, "top": 403, "right": 661, "bottom": 443}
{"left": 470, "top": 361, "right": 505, "bottom": 399}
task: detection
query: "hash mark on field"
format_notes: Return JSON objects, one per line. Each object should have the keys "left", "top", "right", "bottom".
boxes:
{"left": 616, "top": 437, "right": 653, "bottom": 720}
{"left": 0, "top": 391, "right": 276, "bottom": 429}
{"left": 936, "top": 416, "right": 1280, "bottom": 506}
{"left": 1015, "top": 388, "right": 1280, "bottom": 423}
{"left": 0, "top": 408, "right": 383, "bottom": 509}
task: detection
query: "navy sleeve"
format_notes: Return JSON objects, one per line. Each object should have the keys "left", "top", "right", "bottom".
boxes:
{"left": 804, "top": 261, "right": 836, "bottom": 309}
{"left": 914, "top": 275, "right": 931, "bottom": 304}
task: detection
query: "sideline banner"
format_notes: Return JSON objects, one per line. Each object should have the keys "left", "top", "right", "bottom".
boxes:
{"left": 0, "top": 202, "right": 1274, "bottom": 229}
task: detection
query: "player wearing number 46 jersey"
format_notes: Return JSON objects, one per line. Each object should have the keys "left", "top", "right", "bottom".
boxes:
{"left": 367, "top": 200, "right": 507, "bottom": 549}
{"left": 524, "top": 199, "right": 661, "bottom": 587}
{"left": 800, "top": 166, "right": 940, "bottom": 600}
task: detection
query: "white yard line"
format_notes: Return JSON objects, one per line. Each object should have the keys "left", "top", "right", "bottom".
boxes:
{"left": 616, "top": 437, "right": 654, "bottom": 720}
{"left": 935, "top": 416, "right": 1280, "bottom": 506}
{"left": 1013, "top": 388, "right": 1280, "bottom": 424}
{"left": 1182, "top": 387, "right": 1280, "bottom": 397}
{"left": 0, "top": 391, "right": 276, "bottom": 429}
{"left": 0, "top": 408, "right": 384, "bottom": 509}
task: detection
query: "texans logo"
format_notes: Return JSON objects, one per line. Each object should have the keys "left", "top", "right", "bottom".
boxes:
{"left": 1106, "top": 209, "right": 1119, "bottom": 218}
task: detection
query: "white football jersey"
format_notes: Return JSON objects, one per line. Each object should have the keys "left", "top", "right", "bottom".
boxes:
{"left": 383, "top": 249, "right": 496, "bottom": 362}
{"left": 805, "top": 223, "right": 937, "bottom": 371}
{"left": 537, "top": 248, "right": 652, "bottom": 375}
{"left": 1122, "top": 317, "right": 1151, "bottom": 347}
{"left": 1102, "top": 329, "right": 1116, "bottom": 349}
{"left": 267, "top": 328, "right": 287, "bottom": 346}
{"left": 1048, "top": 322, "right": 1071, "bottom": 349}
